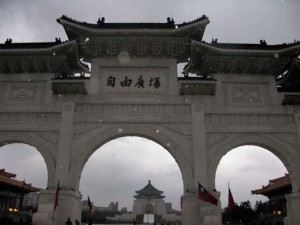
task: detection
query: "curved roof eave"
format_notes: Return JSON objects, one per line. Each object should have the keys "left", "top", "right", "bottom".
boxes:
{"left": 0, "top": 40, "right": 76, "bottom": 55}
{"left": 57, "top": 16, "right": 209, "bottom": 39}
{"left": 191, "top": 40, "right": 300, "bottom": 57}
{"left": 0, "top": 40, "right": 90, "bottom": 74}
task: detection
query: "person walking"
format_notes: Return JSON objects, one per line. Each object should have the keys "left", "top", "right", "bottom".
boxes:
{"left": 66, "top": 217, "right": 72, "bottom": 225}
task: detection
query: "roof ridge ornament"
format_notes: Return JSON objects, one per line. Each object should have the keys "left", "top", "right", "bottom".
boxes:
{"left": 5, "top": 38, "right": 12, "bottom": 45}
{"left": 97, "top": 17, "right": 105, "bottom": 26}
{"left": 167, "top": 17, "right": 175, "bottom": 25}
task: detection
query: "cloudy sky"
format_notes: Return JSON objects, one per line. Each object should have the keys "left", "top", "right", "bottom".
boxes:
{"left": 0, "top": 0, "right": 299, "bottom": 211}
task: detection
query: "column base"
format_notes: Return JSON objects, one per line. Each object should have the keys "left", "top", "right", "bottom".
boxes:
{"left": 182, "top": 192, "right": 222, "bottom": 225}
{"left": 286, "top": 192, "right": 300, "bottom": 225}
{"left": 32, "top": 189, "right": 81, "bottom": 225}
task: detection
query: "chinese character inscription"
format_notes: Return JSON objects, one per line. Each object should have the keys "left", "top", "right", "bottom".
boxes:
{"left": 107, "top": 75, "right": 161, "bottom": 89}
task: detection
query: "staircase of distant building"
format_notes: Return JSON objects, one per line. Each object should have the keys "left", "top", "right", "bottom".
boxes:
{"left": 143, "top": 214, "right": 154, "bottom": 224}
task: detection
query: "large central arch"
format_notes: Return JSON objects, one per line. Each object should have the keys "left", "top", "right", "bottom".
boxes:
{"left": 70, "top": 124, "right": 194, "bottom": 193}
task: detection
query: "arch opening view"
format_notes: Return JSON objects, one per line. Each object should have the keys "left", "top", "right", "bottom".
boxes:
{"left": 216, "top": 145, "right": 289, "bottom": 224}
{"left": 79, "top": 136, "right": 183, "bottom": 223}
{"left": 0, "top": 143, "right": 47, "bottom": 222}
{"left": 0, "top": 143, "right": 47, "bottom": 189}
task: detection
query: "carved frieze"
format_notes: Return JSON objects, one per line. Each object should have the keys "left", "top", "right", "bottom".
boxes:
{"left": 0, "top": 103, "right": 62, "bottom": 112}
{"left": 8, "top": 84, "right": 38, "bottom": 101}
{"left": 230, "top": 85, "right": 262, "bottom": 104}
{"left": 1, "top": 81, "right": 46, "bottom": 105}
{"left": 0, "top": 112, "right": 61, "bottom": 131}
{"left": 206, "top": 113, "right": 296, "bottom": 133}
{"left": 74, "top": 103, "right": 191, "bottom": 123}
{"left": 84, "top": 37, "right": 189, "bottom": 60}
{"left": 75, "top": 103, "right": 191, "bottom": 114}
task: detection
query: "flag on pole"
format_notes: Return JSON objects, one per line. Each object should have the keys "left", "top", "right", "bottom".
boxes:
{"left": 180, "top": 195, "right": 183, "bottom": 209}
{"left": 19, "top": 180, "right": 26, "bottom": 211}
{"left": 88, "top": 195, "right": 93, "bottom": 214}
{"left": 198, "top": 182, "right": 218, "bottom": 206}
{"left": 53, "top": 181, "right": 60, "bottom": 211}
{"left": 228, "top": 185, "right": 235, "bottom": 212}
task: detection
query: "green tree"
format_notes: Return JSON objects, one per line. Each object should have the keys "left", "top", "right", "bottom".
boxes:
{"left": 222, "top": 201, "right": 255, "bottom": 225}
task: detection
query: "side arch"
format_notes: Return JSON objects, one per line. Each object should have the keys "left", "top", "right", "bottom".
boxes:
{"left": 0, "top": 132, "right": 56, "bottom": 188}
{"left": 207, "top": 134, "right": 300, "bottom": 192}
{"left": 70, "top": 124, "right": 194, "bottom": 192}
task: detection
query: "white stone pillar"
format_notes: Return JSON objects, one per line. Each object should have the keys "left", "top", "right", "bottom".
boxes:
{"left": 286, "top": 192, "right": 300, "bottom": 225}
{"left": 168, "top": 58, "right": 178, "bottom": 96}
{"left": 191, "top": 102, "right": 208, "bottom": 224}
{"left": 182, "top": 194, "right": 199, "bottom": 225}
{"left": 190, "top": 103, "right": 222, "bottom": 225}
{"left": 33, "top": 102, "right": 81, "bottom": 225}
{"left": 191, "top": 103, "right": 208, "bottom": 187}
{"left": 198, "top": 192, "right": 222, "bottom": 225}
{"left": 55, "top": 102, "right": 74, "bottom": 188}
{"left": 33, "top": 189, "right": 82, "bottom": 225}
{"left": 88, "top": 58, "right": 99, "bottom": 95}
{"left": 55, "top": 102, "right": 82, "bottom": 225}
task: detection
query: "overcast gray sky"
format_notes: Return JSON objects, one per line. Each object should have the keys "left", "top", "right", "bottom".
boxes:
{"left": 0, "top": 0, "right": 299, "bottom": 211}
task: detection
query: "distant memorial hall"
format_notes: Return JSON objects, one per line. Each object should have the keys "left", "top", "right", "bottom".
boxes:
{"left": 107, "top": 180, "right": 181, "bottom": 224}
{"left": 0, "top": 14, "right": 300, "bottom": 225}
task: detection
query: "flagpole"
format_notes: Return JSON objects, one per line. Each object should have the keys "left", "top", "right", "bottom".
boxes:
{"left": 53, "top": 180, "right": 60, "bottom": 225}
{"left": 228, "top": 183, "right": 231, "bottom": 225}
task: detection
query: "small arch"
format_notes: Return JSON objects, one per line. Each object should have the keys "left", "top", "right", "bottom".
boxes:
{"left": 216, "top": 145, "right": 288, "bottom": 207}
{"left": 0, "top": 143, "right": 47, "bottom": 189}
{"left": 208, "top": 134, "right": 300, "bottom": 192}
{"left": 0, "top": 132, "right": 56, "bottom": 188}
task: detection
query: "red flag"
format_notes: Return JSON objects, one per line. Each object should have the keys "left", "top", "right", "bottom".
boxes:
{"left": 198, "top": 182, "right": 218, "bottom": 206}
{"left": 228, "top": 186, "right": 235, "bottom": 212}
{"left": 88, "top": 196, "right": 93, "bottom": 213}
{"left": 180, "top": 195, "right": 183, "bottom": 209}
{"left": 19, "top": 180, "right": 26, "bottom": 211}
{"left": 53, "top": 181, "right": 60, "bottom": 211}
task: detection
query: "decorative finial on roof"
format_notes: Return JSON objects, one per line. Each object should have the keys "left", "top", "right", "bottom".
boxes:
{"left": 5, "top": 38, "right": 12, "bottom": 45}
{"left": 260, "top": 39, "right": 267, "bottom": 46}
{"left": 167, "top": 17, "right": 175, "bottom": 25}
{"left": 211, "top": 38, "right": 218, "bottom": 44}
{"left": 97, "top": 17, "right": 105, "bottom": 25}
{"left": 55, "top": 38, "right": 62, "bottom": 43}
{"left": 148, "top": 180, "right": 151, "bottom": 184}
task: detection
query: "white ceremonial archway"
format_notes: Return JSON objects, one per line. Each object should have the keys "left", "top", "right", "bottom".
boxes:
{"left": 1, "top": 15, "right": 300, "bottom": 225}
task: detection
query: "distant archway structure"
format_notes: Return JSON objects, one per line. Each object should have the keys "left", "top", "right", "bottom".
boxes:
{"left": 1, "top": 14, "right": 300, "bottom": 225}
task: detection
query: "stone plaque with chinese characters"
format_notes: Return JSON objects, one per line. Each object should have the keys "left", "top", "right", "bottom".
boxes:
{"left": 99, "top": 67, "right": 168, "bottom": 94}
